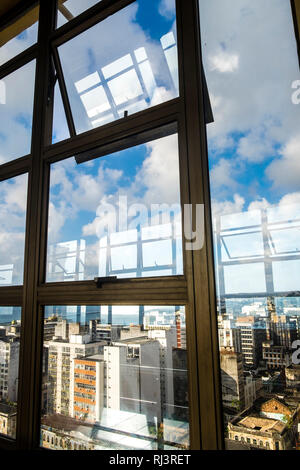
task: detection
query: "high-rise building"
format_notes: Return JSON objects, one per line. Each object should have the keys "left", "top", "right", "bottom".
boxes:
{"left": 262, "top": 341, "right": 291, "bottom": 370}
{"left": 73, "top": 355, "right": 104, "bottom": 423}
{"left": 0, "top": 337, "right": 19, "bottom": 403}
{"left": 220, "top": 347, "right": 245, "bottom": 412}
{"left": 47, "top": 334, "right": 105, "bottom": 417}
{"left": 236, "top": 317, "right": 266, "bottom": 369}
{"left": 104, "top": 337, "right": 161, "bottom": 425}
{"left": 218, "top": 315, "right": 241, "bottom": 352}
{"left": 267, "top": 314, "right": 298, "bottom": 349}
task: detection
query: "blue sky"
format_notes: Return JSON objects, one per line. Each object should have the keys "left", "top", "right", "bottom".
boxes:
{"left": 1, "top": 0, "right": 300, "bottom": 295}
{"left": 201, "top": 0, "right": 300, "bottom": 210}
{"left": 201, "top": 0, "right": 300, "bottom": 295}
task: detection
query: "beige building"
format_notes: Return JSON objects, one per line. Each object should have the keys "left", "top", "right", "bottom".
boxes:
{"left": 262, "top": 341, "right": 291, "bottom": 370}
{"left": 0, "top": 403, "right": 17, "bottom": 438}
{"left": 228, "top": 396, "right": 300, "bottom": 450}
{"left": 218, "top": 316, "right": 241, "bottom": 352}
{"left": 285, "top": 364, "right": 300, "bottom": 390}
{"left": 220, "top": 347, "right": 245, "bottom": 411}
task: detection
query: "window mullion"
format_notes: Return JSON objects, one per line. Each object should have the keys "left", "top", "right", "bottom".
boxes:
{"left": 0, "top": 287, "right": 23, "bottom": 306}
{"left": 176, "top": 0, "right": 223, "bottom": 450}
{"left": 51, "top": 0, "right": 136, "bottom": 48}
{"left": 0, "top": 43, "right": 37, "bottom": 80}
{"left": 17, "top": 0, "right": 57, "bottom": 450}
{"left": 43, "top": 98, "right": 181, "bottom": 163}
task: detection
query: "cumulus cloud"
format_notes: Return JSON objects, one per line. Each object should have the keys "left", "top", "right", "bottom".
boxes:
{"left": 266, "top": 136, "right": 300, "bottom": 191}
{"left": 211, "top": 194, "right": 245, "bottom": 219}
{"left": 0, "top": 175, "right": 28, "bottom": 285}
{"left": 210, "top": 158, "right": 238, "bottom": 191}
{"left": 209, "top": 51, "right": 239, "bottom": 73}
{"left": 201, "top": 0, "right": 300, "bottom": 170}
{"left": 237, "top": 128, "right": 277, "bottom": 163}
{"left": 159, "top": 0, "right": 176, "bottom": 19}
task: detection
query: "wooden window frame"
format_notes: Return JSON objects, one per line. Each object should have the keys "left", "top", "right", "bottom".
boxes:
{"left": 0, "top": 0, "right": 223, "bottom": 450}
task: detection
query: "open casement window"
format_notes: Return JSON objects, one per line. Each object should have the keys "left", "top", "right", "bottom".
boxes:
{"left": 0, "top": 0, "right": 222, "bottom": 451}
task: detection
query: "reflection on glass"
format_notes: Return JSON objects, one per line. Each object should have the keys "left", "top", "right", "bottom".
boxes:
{"left": 46, "top": 133, "right": 182, "bottom": 282}
{"left": 0, "top": 61, "right": 36, "bottom": 164}
{"left": 200, "top": 0, "right": 300, "bottom": 451}
{"left": 52, "top": 81, "right": 70, "bottom": 144}
{"left": 40, "top": 305, "right": 189, "bottom": 450}
{"left": 0, "top": 307, "right": 22, "bottom": 439}
{"left": 0, "top": 5, "right": 39, "bottom": 66}
{"left": 57, "top": 0, "right": 101, "bottom": 28}
{"left": 57, "top": 0, "right": 178, "bottom": 137}
{"left": 0, "top": 174, "right": 28, "bottom": 286}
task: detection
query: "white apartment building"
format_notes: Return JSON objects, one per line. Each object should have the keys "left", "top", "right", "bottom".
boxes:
{"left": 47, "top": 333, "right": 105, "bottom": 417}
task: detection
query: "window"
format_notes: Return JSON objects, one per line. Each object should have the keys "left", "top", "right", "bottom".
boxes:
{"left": 40, "top": 305, "right": 189, "bottom": 450}
{"left": 0, "top": 4, "right": 39, "bottom": 66}
{"left": 46, "top": 132, "right": 182, "bottom": 282}
{"left": 0, "top": 62, "right": 36, "bottom": 164}
{"left": 1, "top": 0, "right": 297, "bottom": 453}
{"left": 0, "top": 0, "right": 214, "bottom": 451}
{"left": 56, "top": 0, "right": 178, "bottom": 136}
{"left": 200, "top": 0, "right": 300, "bottom": 452}
{"left": 56, "top": 0, "right": 102, "bottom": 28}
{"left": 0, "top": 174, "right": 28, "bottom": 286}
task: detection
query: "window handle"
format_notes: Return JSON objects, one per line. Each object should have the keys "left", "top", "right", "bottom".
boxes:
{"left": 94, "top": 276, "right": 118, "bottom": 288}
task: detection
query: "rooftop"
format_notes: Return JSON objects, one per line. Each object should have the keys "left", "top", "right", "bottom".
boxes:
{"left": 113, "top": 336, "right": 154, "bottom": 345}
{"left": 237, "top": 416, "right": 285, "bottom": 434}
{"left": 0, "top": 403, "right": 17, "bottom": 416}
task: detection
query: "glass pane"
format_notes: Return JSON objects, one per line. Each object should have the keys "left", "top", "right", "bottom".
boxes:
{"left": 40, "top": 305, "right": 189, "bottom": 450}
{"left": 0, "top": 61, "right": 36, "bottom": 164}
{"left": 0, "top": 306, "right": 22, "bottom": 439}
{"left": 200, "top": 0, "right": 300, "bottom": 451}
{"left": 0, "top": 174, "right": 28, "bottom": 286}
{"left": 0, "top": 4, "right": 39, "bottom": 66}
{"left": 46, "top": 133, "right": 182, "bottom": 282}
{"left": 52, "top": 81, "right": 70, "bottom": 144}
{"left": 57, "top": 0, "right": 178, "bottom": 136}
{"left": 57, "top": 0, "right": 101, "bottom": 28}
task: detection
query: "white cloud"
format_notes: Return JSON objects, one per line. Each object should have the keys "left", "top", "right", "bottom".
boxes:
{"left": 209, "top": 51, "right": 239, "bottom": 73}
{"left": 211, "top": 194, "right": 245, "bottom": 219}
{"left": 201, "top": 0, "right": 300, "bottom": 166}
{"left": 210, "top": 158, "right": 238, "bottom": 190}
{"left": 237, "top": 128, "right": 277, "bottom": 163}
{"left": 159, "top": 0, "right": 175, "bottom": 19}
{"left": 0, "top": 175, "right": 28, "bottom": 285}
{"left": 266, "top": 136, "right": 300, "bottom": 190}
